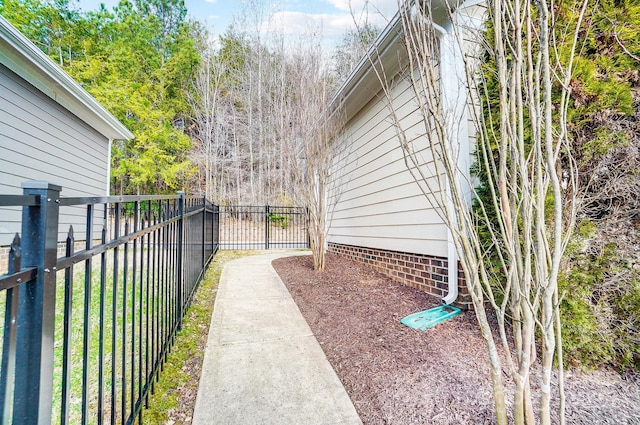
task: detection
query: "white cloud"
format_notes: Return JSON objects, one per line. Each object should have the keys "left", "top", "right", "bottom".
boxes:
{"left": 323, "top": 0, "right": 351, "bottom": 12}
{"left": 205, "top": 0, "right": 218, "bottom": 4}
{"left": 224, "top": 0, "right": 399, "bottom": 54}
{"left": 268, "top": 11, "right": 355, "bottom": 38}
{"left": 267, "top": 0, "right": 396, "bottom": 40}
{"left": 324, "top": 0, "right": 398, "bottom": 17}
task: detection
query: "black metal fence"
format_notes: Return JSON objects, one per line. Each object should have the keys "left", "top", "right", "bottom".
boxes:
{"left": 218, "top": 205, "right": 309, "bottom": 250}
{"left": 0, "top": 182, "right": 219, "bottom": 424}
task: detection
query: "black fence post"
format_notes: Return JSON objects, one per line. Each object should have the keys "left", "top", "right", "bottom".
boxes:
{"left": 214, "top": 205, "right": 219, "bottom": 253}
{"left": 176, "top": 191, "right": 184, "bottom": 330}
{"left": 13, "top": 181, "right": 61, "bottom": 424}
{"left": 306, "top": 207, "right": 311, "bottom": 249}
{"left": 265, "top": 205, "right": 270, "bottom": 250}
{"left": 202, "top": 196, "right": 206, "bottom": 268}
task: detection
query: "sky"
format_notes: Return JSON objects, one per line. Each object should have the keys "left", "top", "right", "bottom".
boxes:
{"left": 77, "top": 0, "right": 399, "bottom": 48}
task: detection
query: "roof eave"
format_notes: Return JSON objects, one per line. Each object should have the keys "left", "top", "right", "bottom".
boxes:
{"left": 329, "top": 0, "right": 463, "bottom": 122}
{"left": 329, "top": 10, "right": 403, "bottom": 120}
{"left": 0, "top": 16, "right": 134, "bottom": 141}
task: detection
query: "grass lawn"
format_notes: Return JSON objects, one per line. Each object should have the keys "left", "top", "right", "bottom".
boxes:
{"left": 1, "top": 249, "right": 257, "bottom": 424}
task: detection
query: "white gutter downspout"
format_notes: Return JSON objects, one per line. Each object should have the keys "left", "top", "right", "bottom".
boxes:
{"left": 428, "top": 18, "right": 471, "bottom": 305}
{"left": 106, "top": 138, "right": 113, "bottom": 195}
{"left": 440, "top": 1, "right": 485, "bottom": 305}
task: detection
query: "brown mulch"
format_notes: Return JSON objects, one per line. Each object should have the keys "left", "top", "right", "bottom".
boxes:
{"left": 272, "top": 253, "right": 640, "bottom": 425}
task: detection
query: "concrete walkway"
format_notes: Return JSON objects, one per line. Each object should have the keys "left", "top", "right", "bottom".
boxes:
{"left": 192, "top": 251, "right": 362, "bottom": 425}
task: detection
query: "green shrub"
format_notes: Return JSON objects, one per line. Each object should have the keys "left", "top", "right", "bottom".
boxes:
{"left": 269, "top": 214, "right": 289, "bottom": 228}
{"left": 560, "top": 224, "right": 640, "bottom": 371}
{"left": 613, "top": 279, "right": 640, "bottom": 369}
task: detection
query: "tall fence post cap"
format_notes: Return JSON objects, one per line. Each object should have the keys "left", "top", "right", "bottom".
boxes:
{"left": 21, "top": 181, "right": 62, "bottom": 192}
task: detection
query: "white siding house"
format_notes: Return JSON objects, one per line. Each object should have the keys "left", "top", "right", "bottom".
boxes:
{"left": 0, "top": 16, "right": 133, "bottom": 246}
{"left": 327, "top": 1, "right": 484, "bottom": 308}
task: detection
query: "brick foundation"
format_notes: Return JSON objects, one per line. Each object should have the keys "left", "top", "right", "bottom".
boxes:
{"left": 328, "top": 242, "right": 472, "bottom": 310}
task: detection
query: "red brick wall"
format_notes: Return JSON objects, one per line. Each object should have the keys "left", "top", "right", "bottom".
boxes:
{"left": 328, "top": 242, "right": 472, "bottom": 309}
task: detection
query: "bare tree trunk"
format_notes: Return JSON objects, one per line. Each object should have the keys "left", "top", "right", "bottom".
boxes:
{"left": 344, "top": 0, "right": 589, "bottom": 422}
{"left": 282, "top": 41, "right": 343, "bottom": 271}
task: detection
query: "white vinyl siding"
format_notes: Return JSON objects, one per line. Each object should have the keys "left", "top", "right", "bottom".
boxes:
{"left": 0, "top": 64, "right": 110, "bottom": 245}
{"left": 328, "top": 72, "right": 449, "bottom": 257}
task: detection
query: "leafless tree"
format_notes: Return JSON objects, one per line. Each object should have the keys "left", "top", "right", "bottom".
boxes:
{"left": 188, "top": 37, "right": 226, "bottom": 201}
{"left": 187, "top": 2, "right": 347, "bottom": 269}
{"left": 286, "top": 42, "right": 344, "bottom": 270}
{"left": 351, "top": 0, "right": 589, "bottom": 423}
{"left": 332, "top": 22, "right": 383, "bottom": 87}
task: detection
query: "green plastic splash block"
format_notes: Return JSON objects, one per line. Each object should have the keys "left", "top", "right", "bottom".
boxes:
{"left": 400, "top": 305, "right": 462, "bottom": 331}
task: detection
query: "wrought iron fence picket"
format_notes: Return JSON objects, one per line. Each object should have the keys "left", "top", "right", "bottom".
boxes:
{"left": 0, "top": 184, "right": 219, "bottom": 425}
{"left": 0, "top": 183, "right": 307, "bottom": 424}
{"left": 60, "top": 226, "right": 74, "bottom": 425}
{"left": 0, "top": 234, "right": 21, "bottom": 424}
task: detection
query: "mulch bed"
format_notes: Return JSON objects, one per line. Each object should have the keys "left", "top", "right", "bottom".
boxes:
{"left": 272, "top": 253, "right": 640, "bottom": 425}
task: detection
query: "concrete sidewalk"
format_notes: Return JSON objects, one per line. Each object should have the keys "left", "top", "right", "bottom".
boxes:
{"left": 192, "top": 251, "right": 362, "bottom": 425}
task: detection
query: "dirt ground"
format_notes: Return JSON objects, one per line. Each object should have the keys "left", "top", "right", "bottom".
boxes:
{"left": 272, "top": 253, "right": 640, "bottom": 425}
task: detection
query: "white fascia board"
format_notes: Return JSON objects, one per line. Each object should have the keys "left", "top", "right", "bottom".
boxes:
{"left": 0, "top": 16, "right": 134, "bottom": 141}
{"left": 328, "top": 11, "right": 403, "bottom": 119}
{"left": 329, "top": 0, "right": 465, "bottom": 123}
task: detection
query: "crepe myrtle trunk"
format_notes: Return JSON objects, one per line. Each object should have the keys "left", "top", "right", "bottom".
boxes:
{"left": 352, "top": 0, "right": 586, "bottom": 422}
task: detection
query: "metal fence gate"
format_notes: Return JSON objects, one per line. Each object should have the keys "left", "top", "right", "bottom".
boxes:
{"left": 218, "top": 205, "right": 309, "bottom": 250}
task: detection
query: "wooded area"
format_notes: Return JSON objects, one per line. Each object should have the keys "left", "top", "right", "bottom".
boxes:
{"left": 0, "top": 0, "right": 368, "bottom": 203}
{"left": 1, "top": 0, "right": 638, "bottom": 400}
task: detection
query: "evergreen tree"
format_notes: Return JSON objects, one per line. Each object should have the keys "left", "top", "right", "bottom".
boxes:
{"left": 557, "top": 0, "right": 640, "bottom": 370}
{"left": 1, "top": 0, "right": 201, "bottom": 194}
{"left": 475, "top": 0, "right": 640, "bottom": 370}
